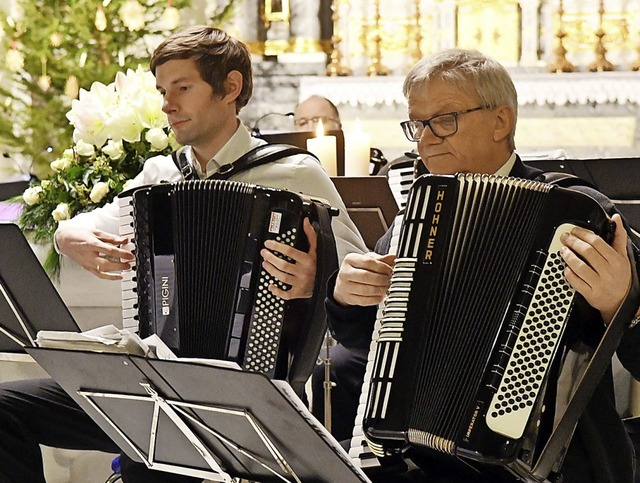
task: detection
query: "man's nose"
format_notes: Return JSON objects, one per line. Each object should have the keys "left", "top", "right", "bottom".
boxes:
{"left": 419, "top": 124, "right": 443, "bottom": 145}
{"left": 162, "top": 95, "right": 175, "bottom": 113}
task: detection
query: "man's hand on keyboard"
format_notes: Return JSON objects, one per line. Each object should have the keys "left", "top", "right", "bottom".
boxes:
{"left": 261, "top": 218, "right": 317, "bottom": 300}
{"left": 334, "top": 252, "right": 395, "bottom": 307}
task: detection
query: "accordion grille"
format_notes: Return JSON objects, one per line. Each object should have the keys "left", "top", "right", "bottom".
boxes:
{"left": 172, "top": 180, "right": 256, "bottom": 358}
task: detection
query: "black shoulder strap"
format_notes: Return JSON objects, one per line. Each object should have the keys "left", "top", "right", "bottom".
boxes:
{"left": 171, "top": 144, "right": 314, "bottom": 181}
{"left": 534, "top": 171, "right": 597, "bottom": 190}
{"left": 208, "top": 143, "right": 313, "bottom": 181}
{"left": 171, "top": 150, "right": 198, "bottom": 180}
{"left": 287, "top": 202, "right": 338, "bottom": 397}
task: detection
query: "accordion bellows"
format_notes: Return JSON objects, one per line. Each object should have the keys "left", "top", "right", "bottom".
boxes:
{"left": 127, "top": 179, "right": 325, "bottom": 383}
{"left": 362, "top": 173, "right": 614, "bottom": 466}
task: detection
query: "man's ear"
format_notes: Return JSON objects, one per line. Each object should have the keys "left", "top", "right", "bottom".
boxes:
{"left": 493, "top": 105, "right": 515, "bottom": 143}
{"left": 222, "top": 70, "right": 242, "bottom": 104}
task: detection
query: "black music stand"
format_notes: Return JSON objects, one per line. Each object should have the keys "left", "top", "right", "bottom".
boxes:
{"left": 527, "top": 157, "right": 640, "bottom": 235}
{"left": 0, "top": 178, "right": 29, "bottom": 201}
{"left": 26, "top": 347, "right": 371, "bottom": 483}
{"left": 330, "top": 177, "right": 399, "bottom": 250}
{"left": 0, "top": 223, "right": 80, "bottom": 351}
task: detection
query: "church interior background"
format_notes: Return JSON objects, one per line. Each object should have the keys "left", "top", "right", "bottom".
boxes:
{"left": 229, "top": 0, "right": 640, "bottom": 162}
{"left": 0, "top": 0, "right": 639, "bottom": 481}
{"left": 3, "top": 0, "right": 640, "bottom": 169}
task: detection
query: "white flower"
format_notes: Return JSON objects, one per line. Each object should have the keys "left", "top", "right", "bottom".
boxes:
{"left": 119, "top": 0, "right": 147, "bottom": 31}
{"left": 66, "top": 67, "right": 167, "bottom": 148}
{"left": 75, "top": 140, "right": 95, "bottom": 157}
{"left": 160, "top": 6, "right": 181, "bottom": 30}
{"left": 22, "top": 186, "right": 43, "bottom": 206}
{"left": 67, "top": 81, "right": 116, "bottom": 146}
{"left": 146, "top": 128, "right": 169, "bottom": 151}
{"left": 50, "top": 157, "right": 72, "bottom": 172}
{"left": 52, "top": 203, "right": 70, "bottom": 222}
{"left": 108, "top": 104, "right": 143, "bottom": 143}
{"left": 122, "top": 179, "right": 135, "bottom": 191}
{"left": 90, "top": 181, "right": 110, "bottom": 203}
{"left": 5, "top": 48, "right": 24, "bottom": 72}
{"left": 102, "top": 139, "right": 125, "bottom": 160}
{"left": 62, "top": 149, "right": 75, "bottom": 162}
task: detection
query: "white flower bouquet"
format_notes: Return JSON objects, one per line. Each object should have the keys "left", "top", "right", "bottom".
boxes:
{"left": 17, "top": 66, "right": 178, "bottom": 277}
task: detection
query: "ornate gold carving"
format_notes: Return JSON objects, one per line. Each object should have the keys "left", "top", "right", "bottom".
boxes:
{"left": 560, "top": 7, "right": 638, "bottom": 54}
{"left": 264, "top": 38, "right": 290, "bottom": 57}
{"left": 262, "top": 0, "right": 291, "bottom": 57}
{"left": 263, "top": 0, "right": 290, "bottom": 26}
{"left": 291, "top": 38, "right": 325, "bottom": 54}
{"left": 456, "top": 0, "right": 521, "bottom": 63}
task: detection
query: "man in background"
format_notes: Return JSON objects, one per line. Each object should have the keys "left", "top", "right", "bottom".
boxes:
{"left": 294, "top": 94, "right": 342, "bottom": 132}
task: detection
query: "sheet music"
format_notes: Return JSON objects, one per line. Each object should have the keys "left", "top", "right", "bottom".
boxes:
{"left": 36, "top": 325, "right": 150, "bottom": 356}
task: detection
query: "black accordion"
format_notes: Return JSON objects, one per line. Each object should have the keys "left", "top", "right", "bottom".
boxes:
{"left": 362, "top": 173, "right": 615, "bottom": 477}
{"left": 124, "top": 179, "right": 334, "bottom": 389}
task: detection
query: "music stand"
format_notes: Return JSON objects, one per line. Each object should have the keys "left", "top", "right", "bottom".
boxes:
{"left": 0, "top": 222, "right": 369, "bottom": 482}
{"left": 0, "top": 179, "right": 29, "bottom": 201}
{"left": 330, "top": 177, "right": 399, "bottom": 250}
{"left": 256, "top": 130, "right": 346, "bottom": 176}
{"left": 527, "top": 157, "right": 640, "bottom": 235}
{"left": 0, "top": 223, "right": 80, "bottom": 352}
{"left": 27, "top": 347, "right": 371, "bottom": 483}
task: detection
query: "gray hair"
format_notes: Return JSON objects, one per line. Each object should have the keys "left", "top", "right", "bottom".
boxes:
{"left": 403, "top": 49, "right": 517, "bottom": 149}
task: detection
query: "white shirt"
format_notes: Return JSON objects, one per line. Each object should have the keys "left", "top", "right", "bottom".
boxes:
{"left": 57, "top": 123, "right": 367, "bottom": 262}
{"left": 495, "top": 152, "right": 517, "bottom": 177}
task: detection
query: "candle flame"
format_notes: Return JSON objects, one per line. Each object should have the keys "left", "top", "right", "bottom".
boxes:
{"left": 315, "top": 118, "right": 325, "bottom": 137}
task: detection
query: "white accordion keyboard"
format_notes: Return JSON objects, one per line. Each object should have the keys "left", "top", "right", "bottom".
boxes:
{"left": 118, "top": 194, "right": 138, "bottom": 332}
{"left": 349, "top": 213, "right": 404, "bottom": 469}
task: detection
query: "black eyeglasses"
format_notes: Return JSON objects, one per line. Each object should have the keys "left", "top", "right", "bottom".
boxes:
{"left": 400, "top": 105, "right": 491, "bottom": 141}
{"left": 294, "top": 116, "right": 341, "bottom": 129}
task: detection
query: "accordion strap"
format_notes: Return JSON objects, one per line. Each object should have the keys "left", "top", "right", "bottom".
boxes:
{"left": 534, "top": 171, "right": 597, "bottom": 190}
{"left": 528, "top": 237, "right": 640, "bottom": 480}
{"left": 171, "top": 144, "right": 314, "bottom": 181}
{"left": 287, "top": 202, "right": 338, "bottom": 397}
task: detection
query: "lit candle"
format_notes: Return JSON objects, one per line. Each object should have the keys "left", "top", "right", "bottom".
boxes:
{"left": 344, "top": 119, "right": 371, "bottom": 176}
{"left": 306, "top": 119, "right": 337, "bottom": 177}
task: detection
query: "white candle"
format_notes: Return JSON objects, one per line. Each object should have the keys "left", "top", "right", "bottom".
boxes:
{"left": 306, "top": 120, "right": 337, "bottom": 176}
{"left": 345, "top": 121, "right": 371, "bottom": 176}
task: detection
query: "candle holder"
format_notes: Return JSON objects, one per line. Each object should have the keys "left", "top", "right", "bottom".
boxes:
{"left": 410, "top": 0, "right": 423, "bottom": 65}
{"left": 588, "top": 0, "right": 615, "bottom": 72}
{"left": 631, "top": 39, "right": 640, "bottom": 71}
{"left": 548, "top": 0, "right": 574, "bottom": 73}
{"left": 326, "top": 0, "right": 352, "bottom": 77}
{"left": 366, "top": 0, "right": 390, "bottom": 76}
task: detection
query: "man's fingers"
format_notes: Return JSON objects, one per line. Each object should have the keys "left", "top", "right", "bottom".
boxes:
{"left": 610, "top": 214, "right": 628, "bottom": 257}
{"left": 303, "top": 218, "right": 317, "bottom": 255}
